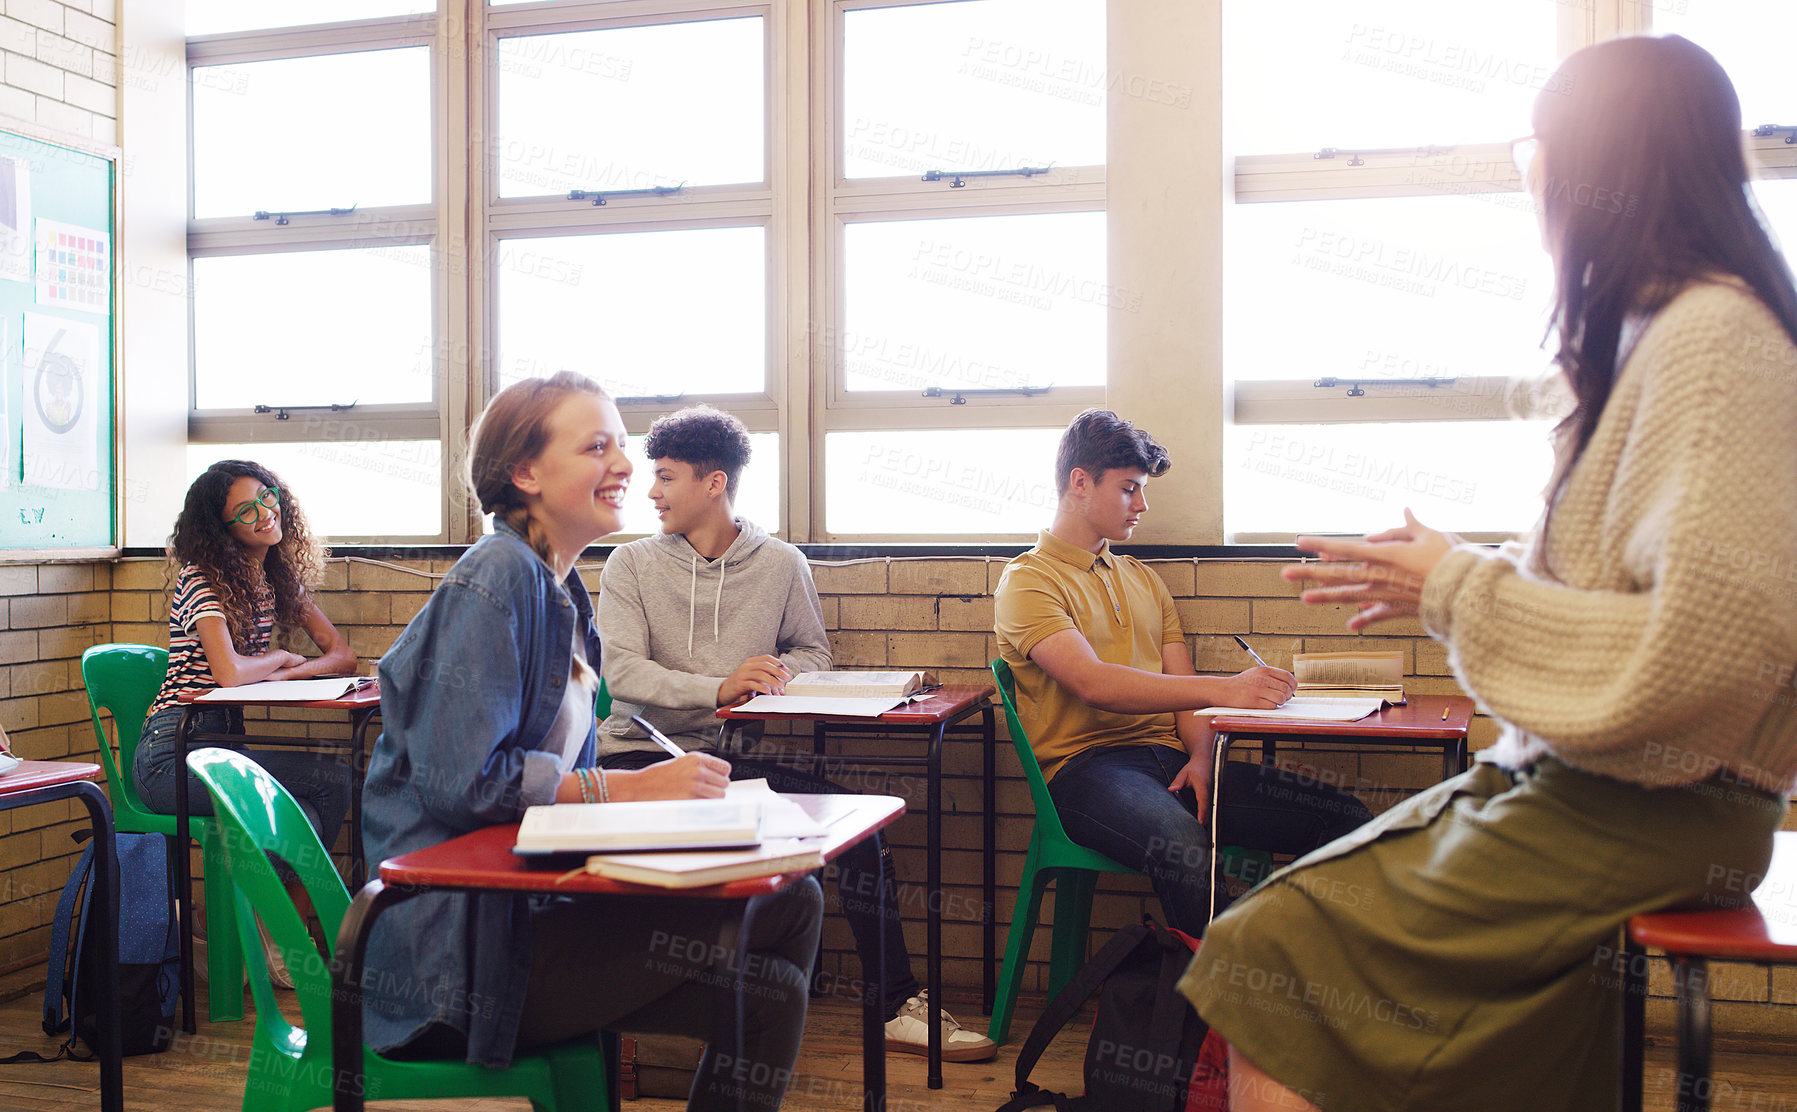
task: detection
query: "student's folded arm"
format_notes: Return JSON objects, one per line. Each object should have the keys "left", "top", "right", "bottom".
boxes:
{"left": 270, "top": 600, "right": 358, "bottom": 680}
{"left": 776, "top": 558, "right": 832, "bottom": 675}
{"left": 1421, "top": 322, "right": 1797, "bottom": 760}
{"left": 378, "top": 583, "right": 552, "bottom": 829}
{"left": 193, "top": 614, "right": 298, "bottom": 687}
{"left": 597, "top": 552, "right": 725, "bottom": 709}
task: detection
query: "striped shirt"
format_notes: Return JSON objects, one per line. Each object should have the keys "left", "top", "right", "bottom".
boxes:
{"left": 148, "top": 564, "right": 274, "bottom": 715}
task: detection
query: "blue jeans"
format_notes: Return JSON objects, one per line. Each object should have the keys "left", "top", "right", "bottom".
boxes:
{"left": 1048, "top": 744, "right": 1373, "bottom": 935}
{"left": 135, "top": 703, "right": 352, "bottom": 854}
{"left": 602, "top": 749, "right": 920, "bottom": 1019}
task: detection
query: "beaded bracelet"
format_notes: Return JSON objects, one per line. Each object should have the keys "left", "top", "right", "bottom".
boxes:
{"left": 596, "top": 768, "right": 610, "bottom": 804}
{"left": 575, "top": 766, "right": 596, "bottom": 804}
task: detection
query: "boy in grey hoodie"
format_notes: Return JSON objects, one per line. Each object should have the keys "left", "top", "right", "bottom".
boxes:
{"left": 597, "top": 405, "right": 996, "bottom": 1063}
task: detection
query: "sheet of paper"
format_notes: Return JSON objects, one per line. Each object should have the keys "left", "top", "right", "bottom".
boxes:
{"left": 34, "top": 217, "right": 109, "bottom": 313}
{"left": 1194, "top": 696, "right": 1385, "bottom": 722}
{"left": 0, "top": 154, "right": 32, "bottom": 283}
{"left": 0, "top": 753, "right": 20, "bottom": 776}
{"left": 194, "top": 677, "right": 371, "bottom": 703}
{"left": 20, "top": 313, "right": 99, "bottom": 490}
{"left": 726, "top": 779, "right": 829, "bottom": 838}
{"left": 731, "top": 694, "right": 906, "bottom": 717}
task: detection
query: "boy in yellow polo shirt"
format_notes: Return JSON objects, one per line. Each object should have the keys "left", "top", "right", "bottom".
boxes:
{"left": 994, "top": 409, "right": 1371, "bottom": 932}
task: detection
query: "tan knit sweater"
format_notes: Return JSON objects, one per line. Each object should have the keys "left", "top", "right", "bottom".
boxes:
{"left": 1420, "top": 279, "right": 1797, "bottom": 793}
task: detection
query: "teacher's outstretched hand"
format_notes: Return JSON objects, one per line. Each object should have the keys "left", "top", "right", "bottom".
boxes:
{"left": 1281, "top": 508, "right": 1460, "bottom": 632}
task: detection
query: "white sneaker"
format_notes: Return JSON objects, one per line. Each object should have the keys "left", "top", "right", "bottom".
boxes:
{"left": 883, "top": 991, "right": 997, "bottom": 1063}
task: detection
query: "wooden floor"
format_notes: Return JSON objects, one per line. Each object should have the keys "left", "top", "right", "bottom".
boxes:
{"left": 2, "top": 979, "right": 1794, "bottom": 1111}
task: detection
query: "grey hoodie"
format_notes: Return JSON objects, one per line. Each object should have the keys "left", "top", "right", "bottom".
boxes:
{"left": 597, "top": 518, "right": 831, "bottom": 756}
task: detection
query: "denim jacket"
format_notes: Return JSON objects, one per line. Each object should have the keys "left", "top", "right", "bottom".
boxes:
{"left": 360, "top": 521, "right": 600, "bottom": 1066}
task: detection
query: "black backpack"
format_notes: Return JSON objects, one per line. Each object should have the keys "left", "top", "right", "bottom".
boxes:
{"left": 997, "top": 920, "right": 1227, "bottom": 1112}
{"left": 4, "top": 829, "right": 179, "bottom": 1063}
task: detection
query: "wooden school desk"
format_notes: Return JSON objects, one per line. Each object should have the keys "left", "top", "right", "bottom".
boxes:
{"left": 1623, "top": 830, "right": 1797, "bottom": 1112}
{"left": 171, "top": 682, "right": 382, "bottom": 1031}
{"left": 0, "top": 760, "right": 122, "bottom": 1112}
{"left": 716, "top": 683, "right": 997, "bottom": 1090}
{"left": 331, "top": 792, "right": 905, "bottom": 1112}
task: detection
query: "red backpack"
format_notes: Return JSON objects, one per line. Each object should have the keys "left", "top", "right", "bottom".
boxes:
{"left": 996, "top": 920, "right": 1229, "bottom": 1112}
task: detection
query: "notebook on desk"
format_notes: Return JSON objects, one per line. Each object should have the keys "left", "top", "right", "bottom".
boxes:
{"left": 514, "top": 797, "right": 763, "bottom": 856}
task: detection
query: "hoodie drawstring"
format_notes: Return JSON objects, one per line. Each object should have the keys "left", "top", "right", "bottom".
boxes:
{"left": 687, "top": 556, "right": 698, "bottom": 657}
{"left": 714, "top": 560, "right": 725, "bottom": 643}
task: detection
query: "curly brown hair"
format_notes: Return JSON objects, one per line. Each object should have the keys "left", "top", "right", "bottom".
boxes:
{"left": 166, "top": 460, "right": 325, "bottom": 648}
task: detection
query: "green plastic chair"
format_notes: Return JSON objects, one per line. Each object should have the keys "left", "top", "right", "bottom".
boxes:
{"left": 187, "top": 747, "right": 613, "bottom": 1112}
{"left": 80, "top": 642, "right": 246, "bottom": 1021}
{"left": 986, "top": 658, "right": 1147, "bottom": 1044}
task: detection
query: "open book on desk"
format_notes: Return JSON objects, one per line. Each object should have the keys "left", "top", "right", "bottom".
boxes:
{"left": 1196, "top": 696, "right": 1386, "bottom": 722}
{"left": 581, "top": 839, "right": 825, "bottom": 888}
{"left": 1292, "top": 651, "right": 1406, "bottom": 705}
{"left": 515, "top": 797, "right": 762, "bottom": 855}
{"left": 193, "top": 676, "right": 376, "bottom": 703}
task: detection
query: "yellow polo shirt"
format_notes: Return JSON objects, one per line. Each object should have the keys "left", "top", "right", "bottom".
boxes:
{"left": 994, "top": 529, "right": 1186, "bottom": 781}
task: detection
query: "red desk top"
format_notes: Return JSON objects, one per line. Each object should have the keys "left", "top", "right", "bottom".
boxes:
{"left": 1630, "top": 832, "right": 1797, "bottom": 961}
{"left": 178, "top": 681, "right": 381, "bottom": 711}
{"left": 715, "top": 683, "right": 994, "bottom": 726}
{"left": 380, "top": 793, "right": 904, "bottom": 899}
{"left": 1208, "top": 694, "right": 1474, "bottom": 739}
{"left": 0, "top": 760, "right": 103, "bottom": 797}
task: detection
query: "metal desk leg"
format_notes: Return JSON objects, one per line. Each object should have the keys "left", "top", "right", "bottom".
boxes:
{"left": 332, "top": 879, "right": 415, "bottom": 1112}
{"left": 1673, "top": 956, "right": 1712, "bottom": 1112}
{"left": 72, "top": 781, "right": 124, "bottom": 1112}
{"left": 864, "top": 828, "right": 888, "bottom": 1112}
{"left": 174, "top": 704, "right": 197, "bottom": 1034}
{"left": 1621, "top": 933, "right": 1646, "bottom": 1112}
{"left": 925, "top": 720, "right": 945, "bottom": 1088}
{"left": 981, "top": 703, "right": 996, "bottom": 1015}
{"left": 347, "top": 708, "right": 379, "bottom": 889}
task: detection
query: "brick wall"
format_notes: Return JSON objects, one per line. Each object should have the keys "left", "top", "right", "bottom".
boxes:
{"left": 0, "top": 0, "right": 116, "bottom": 146}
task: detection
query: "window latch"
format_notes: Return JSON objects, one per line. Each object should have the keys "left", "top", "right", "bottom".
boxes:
{"left": 254, "top": 402, "right": 358, "bottom": 421}
{"left": 1752, "top": 124, "right": 1797, "bottom": 144}
{"left": 253, "top": 206, "right": 357, "bottom": 225}
{"left": 1314, "top": 377, "right": 1454, "bottom": 398}
{"left": 922, "top": 385, "right": 1051, "bottom": 404}
{"left": 922, "top": 166, "right": 1052, "bottom": 189}
{"left": 567, "top": 185, "right": 683, "bottom": 207}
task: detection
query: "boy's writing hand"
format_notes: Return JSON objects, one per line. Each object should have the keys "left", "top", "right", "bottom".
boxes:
{"left": 717, "top": 655, "right": 792, "bottom": 705}
{"left": 1215, "top": 666, "right": 1296, "bottom": 709}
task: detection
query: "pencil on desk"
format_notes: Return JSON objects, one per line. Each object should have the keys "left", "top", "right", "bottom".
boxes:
{"left": 1441, "top": 706, "right": 1450, "bottom": 721}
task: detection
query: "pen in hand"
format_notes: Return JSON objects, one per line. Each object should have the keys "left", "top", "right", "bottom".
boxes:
{"left": 1232, "top": 635, "right": 1270, "bottom": 669}
{"left": 630, "top": 715, "right": 690, "bottom": 761}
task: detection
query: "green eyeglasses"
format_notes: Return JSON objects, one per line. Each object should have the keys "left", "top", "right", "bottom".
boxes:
{"left": 225, "top": 486, "right": 280, "bottom": 526}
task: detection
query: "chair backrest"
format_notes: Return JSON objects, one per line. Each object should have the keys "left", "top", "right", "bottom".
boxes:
{"left": 80, "top": 643, "right": 169, "bottom": 817}
{"left": 187, "top": 747, "right": 352, "bottom": 1045}
{"left": 595, "top": 675, "right": 612, "bottom": 721}
{"left": 990, "top": 658, "right": 1078, "bottom": 846}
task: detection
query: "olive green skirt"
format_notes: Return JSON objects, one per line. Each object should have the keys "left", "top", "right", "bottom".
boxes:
{"left": 1179, "top": 757, "right": 1785, "bottom": 1112}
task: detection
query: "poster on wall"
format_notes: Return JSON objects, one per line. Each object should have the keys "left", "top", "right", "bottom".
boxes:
{"left": 33, "top": 217, "right": 109, "bottom": 313}
{"left": 21, "top": 312, "right": 99, "bottom": 491}
{"left": 0, "top": 155, "right": 30, "bottom": 283}
{"left": 0, "top": 318, "right": 9, "bottom": 491}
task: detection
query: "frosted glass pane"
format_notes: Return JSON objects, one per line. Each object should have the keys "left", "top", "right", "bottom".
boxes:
{"left": 186, "top": 2, "right": 434, "bottom": 36}
{"left": 1225, "top": 194, "right": 1554, "bottom": 384}
{"left": 825, "top": 429, "right": 1062, "bottom": 535}
{"left": 1224, "top": 421, "right": 1553, "bottom": 537}
{"left": 192, "top": 49, "right": 431, "bottom": 218}
{"left": 1753, "top": 178, "right": 1797, "bottom": 259}
{"left": 495, "top": 227, "right": 765, "bottom": 397}
{"left": 843, "top": 0, "right": 1104, "bottom": 179}
{"left": 843, "top": 212, "right": 1105, "bottom": 392}
{"left": 611, "top": 432, "right": 779, "bottom": 537}
{"left": 189, "top": 441, "right": 442, "bottom": 538}
{"left": 1655, "top": 5, "right": 1797, "bottom": 128}
{"left": 193, "top": 248, "right": 435, "bottom": 409}
{"left": 496, "top": 19, "right": 763, "bottom": 197}
{"left": 1227, "top": 0, "right": 1557, "bottom": 152}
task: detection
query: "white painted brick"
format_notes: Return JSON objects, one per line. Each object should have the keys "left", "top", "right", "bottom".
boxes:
{"left": 34, "top": 29, "right": 90, "bottom": 77}
{"left": 0, "top": 76, "right": 32, "bottom": 118}
{"left": 0, "top": 15, "right": 34, "bottom": 54}
{"left": 6, "top": 0, "right": 62, "bottom": 35}
{"left": 61, "top": 8, "right": 109, "bottom": 53}
{"left": 33, "top": 94, "right": 90, "bottom": 137}
{"left": 87, "top": 109, "right": 112, "bottom": 144}
{"left": 61, "top": 69, "right": 110, "bottom": 116}
{"left": 4, "top": 49, "right": 59, "bottom": 97}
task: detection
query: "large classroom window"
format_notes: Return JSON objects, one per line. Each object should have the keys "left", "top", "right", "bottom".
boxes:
{"left": 185, "top": 2, "right": 1792, "bottom": 543}
{"left": 1221, "top": 0, "right": 1797, "bottom": 541}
